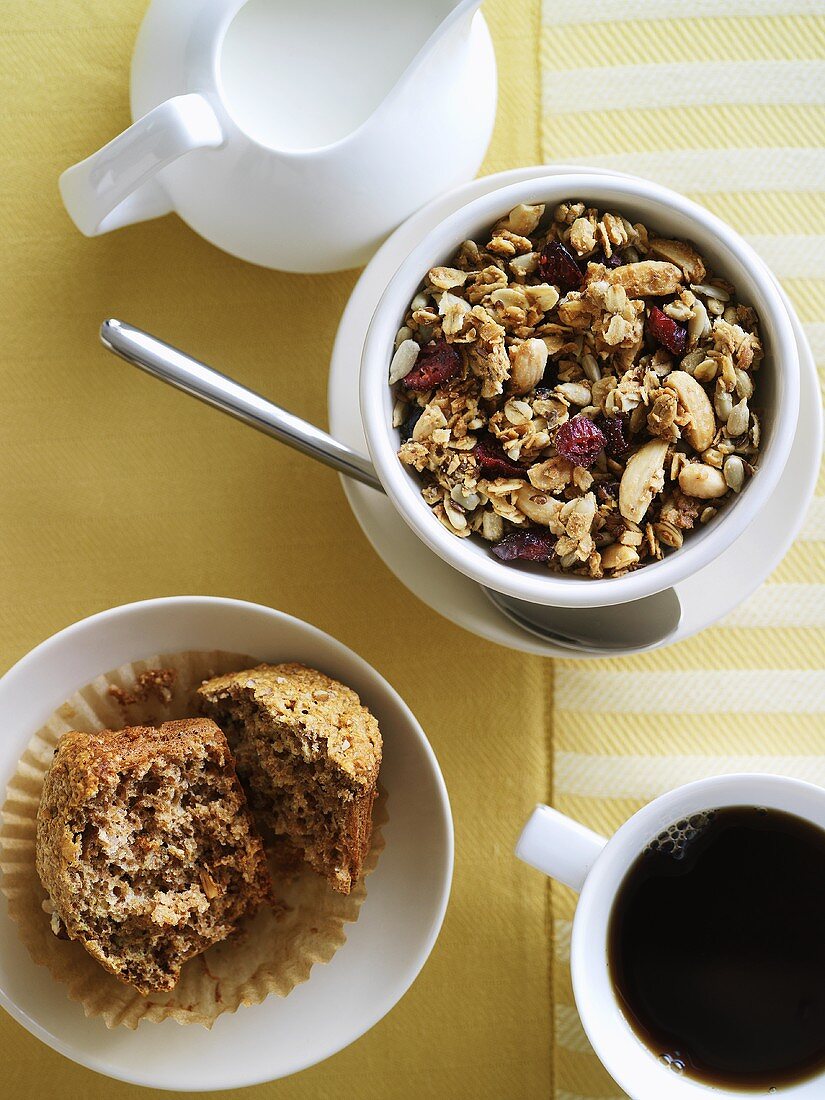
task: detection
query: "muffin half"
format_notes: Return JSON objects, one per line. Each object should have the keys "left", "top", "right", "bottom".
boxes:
{"left": 36, "top": 718, "right": 270, "bottom": 994}
{"left": 199, "top": 663, "right": 382, "bottom": 894}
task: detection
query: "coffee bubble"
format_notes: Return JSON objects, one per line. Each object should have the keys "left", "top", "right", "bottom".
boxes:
{"left": 645, "top": 811, "right": 716, "bottom": 861}
{"left": 659, "top": 1052, "right": 686, "bottom": 1075}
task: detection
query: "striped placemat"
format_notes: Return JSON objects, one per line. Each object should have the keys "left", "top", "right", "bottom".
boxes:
{"left": 540, "top": 2, "right": 825, "bottom": 1096}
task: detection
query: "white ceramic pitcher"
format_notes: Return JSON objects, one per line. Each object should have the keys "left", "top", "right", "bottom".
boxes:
{"left": 59, "top": 0, "right": 496, "bottom": 273}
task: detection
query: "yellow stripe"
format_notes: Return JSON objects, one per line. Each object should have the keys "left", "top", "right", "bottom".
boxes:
{"left": 543, "top": 13, "right": 825, "bottom": 66}
{"left": 782, "top": 277, "right": 825, "bottom": 322}
{"left": 557, "top": 627, "right": 825, "bottom": 673}
{"left": 767, "top": 540, "right": 825, "bottom": 584}
{"left": 556, "top": 711, "right": 825, "bottom": 756}
{"left": 692, "top": 191, "right": 825, "bottom": 235}
{"left": 556, "top": 668, "right": 825, "bottom": 713}
{"left": 541, "top": 104, "right": 825, "bottom": 157}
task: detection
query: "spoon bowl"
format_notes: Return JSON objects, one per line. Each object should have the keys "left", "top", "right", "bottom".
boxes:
{"left": 483, "top": 587, "right": 682, "bottom": 652}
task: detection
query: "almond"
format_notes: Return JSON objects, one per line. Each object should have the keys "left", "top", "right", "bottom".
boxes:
{"left": 665, "top": 370, "right": 716, "bottom": 452}
{"left": 515, "top": 485, "right": 563, "bottom": 529}
{"left": 508, "top": 338, "right": 548, "bottom": 396}
{"left": 619, "top": 439, "right": 669, "bottom": 524}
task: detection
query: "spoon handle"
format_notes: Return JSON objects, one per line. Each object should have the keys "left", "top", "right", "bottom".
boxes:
{"left": 100, "top": 319, "right": 384, "bottom": 493}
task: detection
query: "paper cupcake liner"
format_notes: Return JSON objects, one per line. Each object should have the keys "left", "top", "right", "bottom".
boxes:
{"left": 0, "top": 650, "right": 386, "bottom": 1029}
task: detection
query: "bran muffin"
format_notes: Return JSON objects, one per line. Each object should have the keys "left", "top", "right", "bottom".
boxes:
{"left": 199, "top": 663, "right": 381, "bottom": 894}
{"left": 36, "top": 718, "right": 270, "bottom": 995}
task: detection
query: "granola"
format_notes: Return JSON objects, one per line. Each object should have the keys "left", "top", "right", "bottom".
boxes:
{"left": 389, "top": 201, "right": 762, "bottom": 577}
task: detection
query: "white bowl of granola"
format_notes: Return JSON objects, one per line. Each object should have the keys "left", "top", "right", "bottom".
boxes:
{"left": 359, "top": 173, "right": 799, "bottom": 609}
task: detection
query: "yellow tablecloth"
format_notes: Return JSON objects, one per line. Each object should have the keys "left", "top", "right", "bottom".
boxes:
{"left": 0, "top": 2, "right": 822, "bottom": 1099}
{"left": 0, "top": 2, "right": 549, "bottom": 1098}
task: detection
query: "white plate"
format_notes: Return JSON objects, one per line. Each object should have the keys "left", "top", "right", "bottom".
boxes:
{"left": 330, "top": 166, "right": 823, "bottom": 658}
{"left": 0, "top": 596, "right": 453, "bottom": 1090}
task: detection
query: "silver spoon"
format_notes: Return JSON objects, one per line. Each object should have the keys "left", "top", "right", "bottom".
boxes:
{"left": 480, "top": 586, "right": 681, "bottom": 653}
{"left": 99, "top": 319, "right": 681, "bottom": 653}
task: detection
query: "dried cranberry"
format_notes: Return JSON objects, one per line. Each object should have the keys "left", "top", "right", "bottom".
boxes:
{"left": 537, "top": 239, "right": 583, "bottom": 290}
{"left": 647, "top": 306, "right": 687, "bottom": 356}
{"left": 492, "top": 529, "right": 556, "bottom": 563}
{"left": 473, "top": 435, "right": 528, "bottom": 480}
{"left": 402, "top": 339, "right": 461, "bottom": 392}
{"left": 555, "top": 415, "right": 606, "bottom": 467}
{"left": 399, "top": 405, "right": 424, "bottom": 442}
{"left": 596, "top": 412, "right": 630, "bottom": 459}
{"left": 590, "top": 248, "right": 624, "bottom": 269}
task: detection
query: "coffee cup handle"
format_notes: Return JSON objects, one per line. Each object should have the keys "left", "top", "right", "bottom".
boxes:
{"left": 516, "top": 804, "right": 607, "bottom": 892}
{"left": 59, "top": 93, "right": 223, "bottom": 236}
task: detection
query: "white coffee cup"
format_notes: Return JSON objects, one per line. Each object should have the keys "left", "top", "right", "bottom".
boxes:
{"left": 516, "top": 774, "right": 825, "bottom": 1098}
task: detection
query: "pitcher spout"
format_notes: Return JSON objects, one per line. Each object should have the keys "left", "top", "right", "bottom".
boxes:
{"left": 426, "top": 0, "right": 486, "bottom": 48}
{"left": 451, "top": 0, "right": 486, "bottom": 20}
{"left": 388, "top": 0, "right": 488, "bottom": 107}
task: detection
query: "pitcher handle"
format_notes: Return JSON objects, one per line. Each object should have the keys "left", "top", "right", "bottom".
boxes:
{"left": 516, "top": 804, "right": 607, "bottom": 892}
{"left": 59, "top": 93, "right": 224, "bottom": 236}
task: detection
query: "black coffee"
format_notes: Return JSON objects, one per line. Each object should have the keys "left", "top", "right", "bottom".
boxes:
{"left": 608, "top": 806, "right": 825, "bottom": 1090}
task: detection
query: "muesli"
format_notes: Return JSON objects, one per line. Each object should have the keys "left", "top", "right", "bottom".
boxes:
{"left": 389, "top": 200, "right": 761, "bottom": 577}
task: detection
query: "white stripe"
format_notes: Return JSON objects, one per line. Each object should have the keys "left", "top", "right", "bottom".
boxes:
{"left": 556, "top": 149, "right": 825, "bottom": 193}
{"left": 557, "top": 754, "right": 825, "bottom": 799}
{"left": 806, "top": 323, "right": 825, "bottom": 361}
{"left": 544, "top": 60, "right": 825, "bottom": 114}
{"left": 745, "top": 235, "right": 825, "bottom": 280}
{"left": 556, "top": 669, "right": 825, "bottom": 712}
{"left": 557, "top": 1004, "right": 594, "bottom": 1054}
{"left": 555, "top": 918, "right": 572, "bottom": 962}
{"left": 799, "top": 499, "right": 825, "bottom": 541}
{"left": 541, "top": 0, "right": 821, "bottom": 26}
{"left": 722, "top": 583, "right": 825, "bottom": 627}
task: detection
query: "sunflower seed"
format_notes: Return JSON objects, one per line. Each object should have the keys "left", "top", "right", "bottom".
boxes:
{"left": 726, "top": 399, "right": 750, "bottom": 438}
{"left": 724, "top": 455, "right": 746, "bottom": 492}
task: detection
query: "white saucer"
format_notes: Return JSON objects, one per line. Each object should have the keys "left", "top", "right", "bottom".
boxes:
{"left": 329, "top": 166, "right": 823, "bottom": 658}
